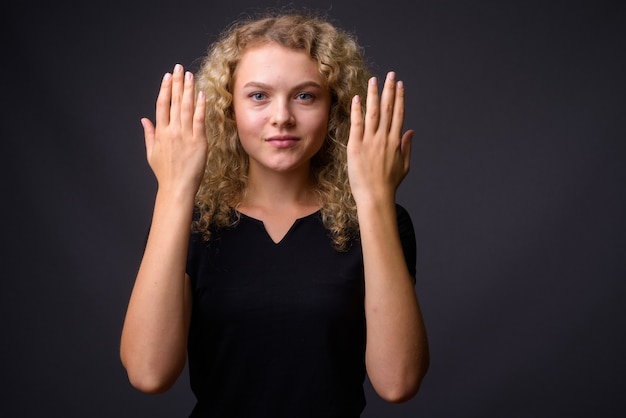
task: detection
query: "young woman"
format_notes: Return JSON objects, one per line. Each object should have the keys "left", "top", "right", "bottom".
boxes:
{"left": 121, "top": 11, "right": 429, "bottom": 417}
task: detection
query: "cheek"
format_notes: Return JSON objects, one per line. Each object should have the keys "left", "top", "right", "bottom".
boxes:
{"left": 234, "top": 111, "right": 258, "bottom": 136}
{"left": 313, "top": 113, "right": 330, "bottom": 139}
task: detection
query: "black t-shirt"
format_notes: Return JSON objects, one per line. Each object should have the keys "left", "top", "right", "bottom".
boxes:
{"left": 185, "top": 205, "right": 416, "bottom": 417}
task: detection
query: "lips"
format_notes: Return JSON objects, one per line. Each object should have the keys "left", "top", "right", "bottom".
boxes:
{"left": 265, "top": 135, "right": 300, "bottom": 148}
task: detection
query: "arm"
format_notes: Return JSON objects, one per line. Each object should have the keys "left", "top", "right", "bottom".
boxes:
{"left": 120, "top": 64, "right": 207, "bottom": 394}
{"left": 348, "top": 72, "right": 429, "bottom": 402}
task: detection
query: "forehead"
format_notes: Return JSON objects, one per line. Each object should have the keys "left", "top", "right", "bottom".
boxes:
{"left": 233, "top": 43, "right": 324, "bottom": 86}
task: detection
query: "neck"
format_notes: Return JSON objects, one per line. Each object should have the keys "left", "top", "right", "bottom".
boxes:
{"left": 240, "top": 164, "right": 319, "bottom": 212}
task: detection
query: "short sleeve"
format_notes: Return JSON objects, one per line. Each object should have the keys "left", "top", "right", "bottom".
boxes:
{"left": 396, "top": 204, "right": 417, "bottom": 282}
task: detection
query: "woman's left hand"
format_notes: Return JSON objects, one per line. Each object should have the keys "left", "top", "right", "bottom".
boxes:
{"left": 347, "top": 73, "right": 428, "bottom": 400}
{"left": 347, "top": 71, "right": 414, "bottom": 205}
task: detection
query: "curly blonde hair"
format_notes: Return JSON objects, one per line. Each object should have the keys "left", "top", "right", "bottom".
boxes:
{"left": 193, "top": 11, "right": 371, "bottom": 250}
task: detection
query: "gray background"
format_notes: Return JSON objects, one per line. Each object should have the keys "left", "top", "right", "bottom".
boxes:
{"left": 3, "top": 0, "right": 625, "bottom": 417}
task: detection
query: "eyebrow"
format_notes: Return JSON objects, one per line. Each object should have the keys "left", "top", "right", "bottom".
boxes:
{"left": 242, "top": 81, "right": 325, "bottom": 90}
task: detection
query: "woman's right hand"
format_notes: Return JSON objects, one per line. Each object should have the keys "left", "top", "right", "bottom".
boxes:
{"left": 141, "top": 64, "right": 207, "bottom": 196}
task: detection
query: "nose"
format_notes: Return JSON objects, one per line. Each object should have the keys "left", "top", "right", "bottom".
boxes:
{"left": 269, "top": 98, "right": 295, "bottom": 127}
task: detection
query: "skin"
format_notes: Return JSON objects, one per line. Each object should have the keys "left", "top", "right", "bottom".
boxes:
{"left": 120, "top": 43, "right": 429, "bottom": 401}
{"left": 232, "top": 44, "right": 332, "bottom": 240}
{"left": 120, "top": 64, "right": 204, "bottom": 393}
{"left": 348, "top": 73, "right": 429, "bottom": 401}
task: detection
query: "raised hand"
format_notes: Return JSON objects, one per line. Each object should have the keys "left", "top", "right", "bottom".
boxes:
{"left": 347, "top": 73, "right": 427, "bottom": 400}
{"left": 347, "top": 71, "right": 414, "bottom": 206}
{"left": 141, "top": 64, "right": 208, "bottom": 196}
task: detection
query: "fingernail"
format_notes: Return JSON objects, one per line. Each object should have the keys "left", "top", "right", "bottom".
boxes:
{"left": 369, "top": 77, "right": 377, "bottom": 86}
{"left": 185, "top": 71, "right": 192, "bottom": 81}
{"left": 387, "top": 71, "right": 396, "bottom": 81}
{"left": 163, "top": 73, "right": 171, "bottom": 81}
{"left": 174, "top": 64, "right": 182, "bottom": 73}
{"left": 397, "top": 80, "right": 404, "bottom": 89}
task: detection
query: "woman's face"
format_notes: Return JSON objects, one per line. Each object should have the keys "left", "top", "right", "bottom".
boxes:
{"left": 232, "top": 43, "right": 331, "bottom": 176}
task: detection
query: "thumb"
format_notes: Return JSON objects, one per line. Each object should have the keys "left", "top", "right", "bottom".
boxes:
{"left": 141, "top": 118, "right": 156, "bottom": 161}
{"left": 401, "top": 129, "right": 414, "bottom": 174}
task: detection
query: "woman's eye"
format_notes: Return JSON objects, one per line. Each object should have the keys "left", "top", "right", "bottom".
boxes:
{"left": 296, "top": 92, "right": 314, "bottom": 100}
{"left": 250, "top": 92, "right": 266, "bottom": 101}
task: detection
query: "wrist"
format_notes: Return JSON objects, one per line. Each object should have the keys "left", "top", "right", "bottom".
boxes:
{"left": 154, "top": 186, "right": 198, "bottom": 212}
{"left": 353, "top": 190, "right": 396, "bottom": 212}
{"left": 354, "top": 197, "right": 397, "bottom": 224}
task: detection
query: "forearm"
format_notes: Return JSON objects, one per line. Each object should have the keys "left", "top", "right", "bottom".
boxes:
{"left": 359, "top": 199, "right": 429, "bottom": 402}
{"left": 120, "top": 189, "right": 194, "bottom": 393}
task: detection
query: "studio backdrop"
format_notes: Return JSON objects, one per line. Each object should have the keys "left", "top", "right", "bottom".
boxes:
{"left": 3, "top": 1, "right": 625, "bottom": 417}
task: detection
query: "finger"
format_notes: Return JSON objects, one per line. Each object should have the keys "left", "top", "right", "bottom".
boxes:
{"left": 378, "top": 71, "right": 397, "bottom": 133}
{"left": 141, "top": 117, "right": 156, "bottom": 161}
{"left": 169, "top": 64, "right": 185, "bottom": 125}
{"left": 364, "top": 77, "right": 380, "bottom": 134}
{"left": 389, "top": 79, "right": 406, "bottom": 141}
{"left": 155, "top": 72, "right": 172, "bottom": 126}
{"left": 348, "top": 94, "right": 364, "bottom": 147}
{"left": 181, "top": 71, "right": 196, "bottom": 138}
{"left": 193, "top": 91, "right": 206, "bottom": 138}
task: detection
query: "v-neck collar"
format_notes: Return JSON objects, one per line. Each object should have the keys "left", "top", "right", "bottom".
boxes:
{"left": 238, "top": 209, "right": 321, "bottom": 245}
